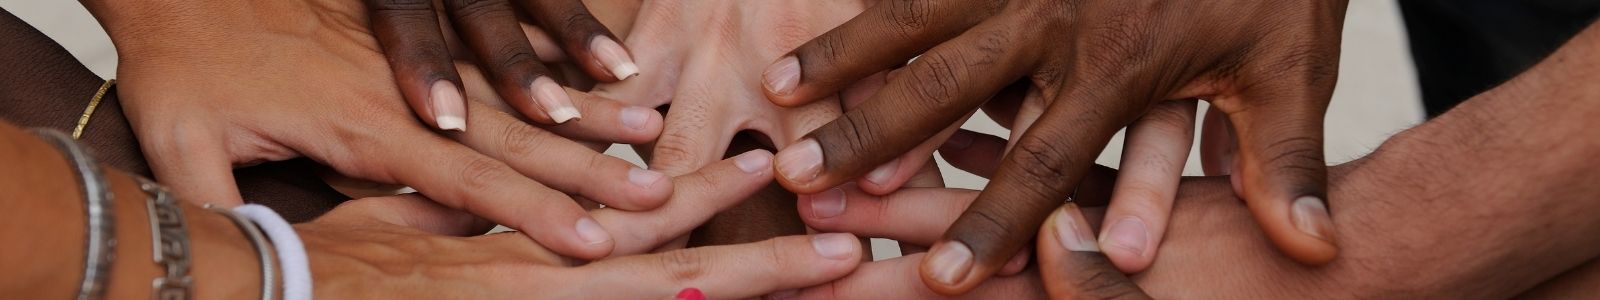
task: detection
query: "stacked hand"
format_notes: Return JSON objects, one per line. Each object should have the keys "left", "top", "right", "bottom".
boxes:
{"left": 91, "top": 0, "right": 668, "bottom": 260}
{"left": 765, "top": 0, "right": 1349, "bottom": 292}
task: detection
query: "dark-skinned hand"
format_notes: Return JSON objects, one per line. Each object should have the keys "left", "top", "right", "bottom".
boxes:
{"left": 365, "top": 0, "right": 641, "bottom": 130}
{"left": 765, "top": 0, "right": 1349, "bottom": 293}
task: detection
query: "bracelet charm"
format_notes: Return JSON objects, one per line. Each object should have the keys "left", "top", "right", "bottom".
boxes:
{"left": 141, "top": 178, "right": 192, "bottom": 300}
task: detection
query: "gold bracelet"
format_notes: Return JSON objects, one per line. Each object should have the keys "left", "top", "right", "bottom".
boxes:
{"left": 72, "top": 79, "right": 116, "bottom": 140}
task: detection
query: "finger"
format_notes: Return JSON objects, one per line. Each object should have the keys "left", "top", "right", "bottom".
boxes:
{"left": 444, "top": 0, "right": 585, "bottom": 125}
{"left": 314, "top": 194, "right": 492, "bottom": 236}
{"left": 1038, "top": 203, "right": 1152, "bottom": 300}
{"left": 647, "top": 100, "right": 734, "bottom": 176}
{"left": 936, "top": 129, "right": 1009, "bottom": 179}
{"left": 1216, "top": 86, "right": 1338, "bottom": 265}
{"left": 592, "top": 150, "right": 775, "bottom": 255}
{"left": 856, "top": 113, "right": 973, "bottom": 195}
{"left": 801, "top": 187, "right": 978, "bottom": 246}
{"left": 517, "top": 0, "right": 638, "bottom": 81}
{"left": 360, "top": 128, "right": 612, "bottom": 259}
{"left": 367, "top": 0, "right": 468, "bottom": 131}
{"left": 923, "top": 90, "right": 1135, "bottom": 294}
{"left": 791, "top": 253, "right": 1045, "bottom": 300}
{"left": 455, "top": 104, "right": 671, "bottom": 211}
{"left": 1099, "top": 100, "right": 1196, "bottom": 273}
{"left": 576, "top": 233, "right": 863, "bottom": 299}
{"left": 538, "top": 89, "right": 664, "bottom": 144}
{"left": 763, "top": 0, "right": 1001, "bottom": 106}
{"left": 137, "top": 124, "right": 245, "bottom": 206}
{"left": 1198, "top": 105, "right": 1236, "bottom": 176}
{"left": 775, "top": 20, "right": 1036, "bottom": 194}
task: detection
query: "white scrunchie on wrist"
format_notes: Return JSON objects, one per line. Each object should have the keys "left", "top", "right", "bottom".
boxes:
{"left": 235, "top": 204, "right": 311, "bottom": 300}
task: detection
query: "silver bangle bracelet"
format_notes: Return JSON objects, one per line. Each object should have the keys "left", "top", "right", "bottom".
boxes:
{"left": 138, "top": 177, "right": 192, "bottom": 300}
{"left": 33, "top": 129, "right": 115, "bottom": 300}
{"left": 206, "top": 204, "right": 277, "bottom": 300}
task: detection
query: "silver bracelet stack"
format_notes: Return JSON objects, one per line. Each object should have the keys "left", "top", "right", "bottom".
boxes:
{"left": 206, "top": 204, "right": 278, "bottom": 300}
{"left": 34, "top": 129, "right": 114, "bottom": 300}
{"left": 139, "top": 177, "right": 192, "bottom": 299}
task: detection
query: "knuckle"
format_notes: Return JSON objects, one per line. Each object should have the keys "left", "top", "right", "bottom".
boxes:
{"left": 1012, "top": 137, "right": 1077, "bottom": 192}
{"left": 1260, "top": 135, "right": 1325, "bottom": 179}
{"left": 498, "top": 122, "right": 553, "bottom": 158}
{"left": 905, "top": 51, "right": 969, "bottom": 108}
{"left": 656, "top": 249, "right": 711, "bottom": 284}
{"left": 1075, "top": 265, "right": 1146, "bottom": 300}
{"left": 456, "top": 157, "right": 508, "bottom": 196}
{"left": 832, "top": 112, "right": 889, "bottom": 162}
{"left": 886, "top": 0, "right": 933, "bottom": 38}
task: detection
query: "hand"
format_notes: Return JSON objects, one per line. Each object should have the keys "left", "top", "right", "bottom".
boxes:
{"left": 765, "top": 0, "right": 1349, "bottom": 292}
{"left": 301, "top": 191, "right": 866, "bottom": 299}
{"left": 88, "top": 0, "right": 666, "bottom": 260}
{"left": 592, "top": 0, "right": 869, "bottom": 176}
{"left": 364, "top": 0, "right": 641, "bottom": 130}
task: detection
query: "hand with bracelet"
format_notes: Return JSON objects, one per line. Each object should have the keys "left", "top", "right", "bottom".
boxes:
{"left": 0, "top": 120, "right": 863, "bottom": 299}
{"left": 77, "top": 0, "right": 669, "bottom": 260}
{"left": 765, "top": 0, "right": 1350, "bottom": 292}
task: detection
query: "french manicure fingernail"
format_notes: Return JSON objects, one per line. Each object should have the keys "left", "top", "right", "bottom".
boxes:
{"left": 1291, "top": 196, "right": 1334, "bottom": 242}
{"left": 431, "top": 80, "right": 466, "bottom": 131}
{"left": 532, "top": 76, "right": 580, "bottom": 123}
{"left": 776, "top": 139, "right": 823, "bottom": 184}
{"left": 675, "top": 288, "right": 704, "bottom": 300}
{"left": 575, "top": 217, "right": 611, "bottom": 245}
{"left": 1054, "top": 203, "right": 1100, "bottom": 252}
{"left": 865, "top": 159, "right": 900, "bottom": 186}
{"left": 927, "top": 241, "right": 974, "bottom": 285}
{"left": 812, "top": 233, "right": 856, "bottom": 260}
{"left": 628, "top": 167, "right": 665, "bottom": 189}
{"left": 765, "top": 56, "right": 800, "bottom": 96}
{"left": 808, "top": 188, "right": 846, "bottom": 218}
{"left": 1102, "top": 217, "right": 1148, "bottom": 257}
{"left": 735, "top": 151, "right": 772, "bottom": 174}
{"left": 591, "top": 36, "right": 638, "bottom": 80}
{"left": 621, "top": 106, "right": 651, "bottom": 131}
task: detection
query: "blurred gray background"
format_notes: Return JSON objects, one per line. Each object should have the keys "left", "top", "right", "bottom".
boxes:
{"left": 2, "top": 0, "right": 1424, "bottom": 257}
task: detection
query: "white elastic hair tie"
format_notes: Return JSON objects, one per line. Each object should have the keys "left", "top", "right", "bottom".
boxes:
{"left": 235, "top": 204, "right": 311, "bottom": 300}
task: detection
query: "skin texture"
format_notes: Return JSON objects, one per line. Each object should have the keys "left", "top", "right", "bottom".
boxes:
{"left": 588, "top": 0, "right": 871, "bottom": 247}
{"left": 764, "top": 0, "right": 1351, "bottom": 292}
{"left": 366, "top": 0, "right": 641, "bottom": 130}
{"left": 790, "top": 21, "right": 1600, "bottom": 299}
{"left": 0, "top": 119, "right": 863, "bottom": 299}
{"left": 80, "top": 0, "right": 673, "bottom": 260}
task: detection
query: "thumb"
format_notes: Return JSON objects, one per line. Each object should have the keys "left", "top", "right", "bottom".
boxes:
{"left": 1038, "top": 203, "right": 1151, "bottom": 300}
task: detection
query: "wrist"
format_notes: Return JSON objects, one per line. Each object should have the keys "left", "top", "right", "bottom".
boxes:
{"left": 99, "top": 170, "right": 264, "bottom": 299}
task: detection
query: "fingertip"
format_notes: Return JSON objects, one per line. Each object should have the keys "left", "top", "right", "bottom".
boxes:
{"left": 1283, "top": 195, "right": 1338, "bottom": 264}
{"left": 1099, "top": 216, "right": 1155, "bottom": 273}
{"left": 763, "top": 56, "right": 804, "bottom": 105}
{"left": 774, "top": 139, "right": 825, "bottom": 192}
{"left": 571, "top": 216, "right": 617, "bottom": 259}
{"left": 625, "top": 166, "right": 673, "bottom": 209}
{"left": 619, "top": 105, "right": 665, "bottom": 140}
{"left": 919, "top": 241, "right": 977, "bottom": 295}
{"left": 733, "top": 149, "right": 775, "bottom": 175}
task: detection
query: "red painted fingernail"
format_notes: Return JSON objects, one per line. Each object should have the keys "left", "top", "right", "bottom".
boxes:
{"left": 676, "top": 288, "right": 704, "bottom": 300}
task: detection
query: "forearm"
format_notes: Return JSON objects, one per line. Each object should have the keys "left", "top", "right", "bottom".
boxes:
{"left": 0, "top": 122, "right": 261, "bottom": 298}
{"left": 1332, "top": 20, "right": 1600, "bottom": 297}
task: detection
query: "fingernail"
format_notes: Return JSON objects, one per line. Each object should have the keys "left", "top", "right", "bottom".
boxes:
{"left": 943, "top": 131, "right": 974, "bottom": 150}
{"left": 764, "top": 56, "right": 800, "bottom": 96}
{"left": 675, "top": 288, "right": 704, "bottom": 300}
{"left": 812, "top": 233, "right": 856, "bottom": 260}
{"left": 532, "top": 76, "right": 580, "bottom": 123}
{"left": 864, "top": 159, "right": 900, "bottom": 186}
{"left": 926, "top": 241, "right": 974, "bottom": 285}
{"left": 431, "top": 80, "right": 466, "bottom": 131}
{"left": 575, "top": 217, "right": 611, "bottom": 245}
{"left": 591, "top": 36, "right": 639, "bottom": 80}
{"left": 808, "top": 188, "right": 846, "bottom": 219}
{"left": 620, "top": 106, "right": 651, "bottom": 131}
{"left": 776, "top": 139, "right": 823, "bottom": 184}
{"left": 628, "top": 167, "right": 665, "bottom": 189}
{"left": 1101, "top": 217, "right": 1148, "bottom": 257}
{"left": 1291, "top": 196, "right": 1334, "bottom": 242}
{"left": 734, "top": 151, "right": 772, "bottom": 174}
{"left": 1053, "top": 203, "right": 1100, "bottom": 252}
{"left": 765, "top": 289, "right": 798, "bottom": 300}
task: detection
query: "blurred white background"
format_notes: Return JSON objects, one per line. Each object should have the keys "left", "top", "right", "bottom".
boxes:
{"left": 2, "top": 0, "right": 1425, "bottom": 258}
